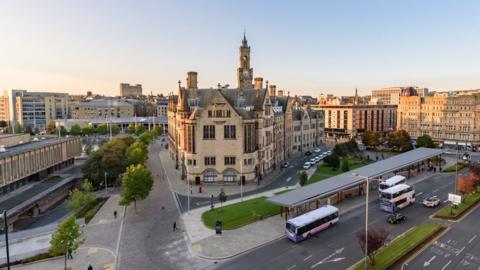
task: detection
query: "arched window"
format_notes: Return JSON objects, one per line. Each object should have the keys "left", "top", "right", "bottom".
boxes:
{"left": 204, "top": 170, "right": 217, "bottom": 182}
{"left": 223, "top": 170, "right": 237, "bottom": 182}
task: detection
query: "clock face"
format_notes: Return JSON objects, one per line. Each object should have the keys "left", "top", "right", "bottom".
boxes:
{"left": 243, "top": 70, "right": 249, "bottom": 76}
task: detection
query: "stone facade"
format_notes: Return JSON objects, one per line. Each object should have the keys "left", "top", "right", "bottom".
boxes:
{"left": 168, "top": 35, "right": 324, "bottom": 185}
{"left": 120, "top": 83, "right": 142, "bottom": 97}
{"left": 70, "top": 99, "right": 134, "bottom": 119}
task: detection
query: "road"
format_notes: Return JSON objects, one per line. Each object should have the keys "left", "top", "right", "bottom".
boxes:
{"left": 407, "top": 206, "right": 480, "bottom": 270}
{"left": 118, "top": 139, "right": 209, "bottom": 270}
{"left": 176, "top": 151, "right": 328, "bottom": 213}
{"left": 210, "top": 172, "right": 457, "bottom": 270}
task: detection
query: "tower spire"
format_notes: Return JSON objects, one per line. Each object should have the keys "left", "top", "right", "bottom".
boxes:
{"left": 242, "top": 31, "right": 248, "bottom": 47}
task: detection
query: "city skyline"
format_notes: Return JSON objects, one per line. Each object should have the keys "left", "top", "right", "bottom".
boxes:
{"left": 1, "top": 0, "right": 480, "bottom": 96}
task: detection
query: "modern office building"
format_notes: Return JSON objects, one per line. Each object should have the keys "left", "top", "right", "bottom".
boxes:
{"left": 372, "top": 86, "right": 429, "bottom": 105}
{"left": 120, "top": 83, "right": 142, "bottom": 97}
{"left": 397, "top": 89, "right": 480, "bottom": 149}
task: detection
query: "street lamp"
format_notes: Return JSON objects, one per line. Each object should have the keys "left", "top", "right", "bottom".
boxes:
{"left": 1, "top": 210, "right": 10, "bottom": 270}
{"left": 352, "top": 172, "right": 370, "bottom": 270}
{"left": 104, "top": 172, "right": 108, "bottom": 195}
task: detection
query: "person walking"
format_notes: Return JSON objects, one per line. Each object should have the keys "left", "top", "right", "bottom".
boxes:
{"left": 114, "top": 210, "right": 117, "bottom": 219}
{"left": 67, "top": 248, "right": 73, "bottom": 260}
{"left": 173, "top": 221, "right": 177, "bottom": 232}
{"left": 88, "top": 265, "right": 93, "bottom": 270}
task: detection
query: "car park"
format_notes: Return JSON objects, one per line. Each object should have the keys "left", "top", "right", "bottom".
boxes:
{"left": 386, "top": 213, "right": 406, "bottom": 224}
{"left": 422, "top": 196, "right": 440, "bottom": 208}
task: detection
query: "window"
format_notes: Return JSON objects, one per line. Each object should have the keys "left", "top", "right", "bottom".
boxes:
{"left": 204, "top": 156, "right": 216, "bottom": 165}
{"left": 208, "top": 110, "right": 212, "bottom": 117}
{"left": 224, "top": 156, "right": 236, "bottom": 165}
{"left": 223, "top": 171, "right": 236, "bottom": 182}
{"left": 187, "top": 159, "right": 196, "bottom": 166}
{"left": 224, "top": 125, "right": 236, "bottom": 139}
{"left": 203, "top": 125, "right": 215, "bottom": 139}
{"left": 244, "top": 158, "right": 254, "bottom": 165}
{"left": 204, "top": 171, "right": 217, "bottom": 182}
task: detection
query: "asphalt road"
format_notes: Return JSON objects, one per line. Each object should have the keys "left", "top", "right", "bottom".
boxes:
{"left": 210, "top": 172, "right": 457, "bottom": 270}
{"left": 407, "top": 206, "right": 480, "bottom": 270}
{"left": 176, "top": 151, "right": 328, "bottom": 213}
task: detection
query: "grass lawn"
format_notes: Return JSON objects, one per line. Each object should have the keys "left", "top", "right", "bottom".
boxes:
{"left": 443, "top": 162, "right": 466, "bottom": 172}
{"left": 315, "top": 158, "right": 367, "bottom": 176}
{"left": 351, "top": 223, "right": 443, "bottom": 270}
{"left": 202, "top": 196, "right": 281, "bottom": 230}
{"left": 76, "top": 197, "right": 108, "bottom": 224}
{"left": 435, "top": 190, "right": 480, "bottom": 219}
{"left": 308, "top": 174, "right": 330, "bottom": 184}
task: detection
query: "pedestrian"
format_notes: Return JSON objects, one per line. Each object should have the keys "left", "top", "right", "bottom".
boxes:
{"left": 88, "top": 264, "right": 93, "bottom": 270}
{"left": 67, "top": 248, "right": 73, "bottom": 260}
{"left": 173, "top": 221, "right": 177, "bottom": 232}
{"left": 114, "top": 210, "right": 117, "bottom": 219}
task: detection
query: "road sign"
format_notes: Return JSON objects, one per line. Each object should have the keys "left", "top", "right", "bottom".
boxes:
{"left": 448, "top": 193, "right": 462, "bottom": 205}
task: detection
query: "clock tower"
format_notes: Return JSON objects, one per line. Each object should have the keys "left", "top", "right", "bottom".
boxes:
{"left": 237, "top": 32, "right": 254, "bottom": 89}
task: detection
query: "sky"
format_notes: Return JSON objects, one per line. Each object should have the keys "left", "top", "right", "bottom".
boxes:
{"left": 1, "top": 0, "right": 480, "bottom": 97}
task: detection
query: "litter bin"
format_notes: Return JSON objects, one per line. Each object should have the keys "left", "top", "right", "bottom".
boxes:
{"left": 215, "top": 220, "right": 222, "bottom": 235}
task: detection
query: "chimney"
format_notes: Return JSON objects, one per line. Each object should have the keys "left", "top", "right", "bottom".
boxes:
{"left": 277, "top": 90, "right": 284, "bottom": 97}
{"left": 269, "top": 85, "right": 276, "bottom": 97}
{"left": 254, "top": 77, "right": 263, "bottom": 90}
{"left": 186, "top": 71, "right": 198, "bottom": 89}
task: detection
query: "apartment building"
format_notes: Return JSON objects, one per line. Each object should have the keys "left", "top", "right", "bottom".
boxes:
{"left": 372, "top": 86, "right": 429, "bottom": 105}
{"left": 70, "top": 99, "right": 134, "bottom": 119}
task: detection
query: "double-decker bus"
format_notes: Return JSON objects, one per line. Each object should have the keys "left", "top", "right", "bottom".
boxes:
{"left": 379, "top": 184, "right": 415, "bottom": 213}
{"left": 285, "top": 205, "right": 339, "bottom": 242}
{"left": 378, "top": 175, "right": 407, "bottom": 193}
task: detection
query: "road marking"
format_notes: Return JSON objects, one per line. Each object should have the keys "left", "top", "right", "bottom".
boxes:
{"left": 417, "top": 192, "right": 424, "bottom": 196}
{"left": 303, "top": 255, "right": 312, "bottom": 261}
{"left": 195, "top": 201, "right": 209, "bottom": 206}
{"left": 443, "top": 199, "right": 449, "bottom": 203}
{"left": 424, "top": 255, "right": 436, "bottom": 267}
{"left": 456, "top": 246, "right": 465, "bottom": 256}
{"left": 310, "top": 248, "right": 344, "bottom": 268}
{"left": 433, "top": 189, "right": 439, "bottom": 193}
{"left": 441, "top": 260, "right": 451, "bottom": 270}
{"left": 468, "top": 235, "right": 477, "bottom": 244}
{"left": 286, "top": 177, "right": 292, "bottom": 182}
{"left": 286, "top": 265, "right": 296, "bottom": 270}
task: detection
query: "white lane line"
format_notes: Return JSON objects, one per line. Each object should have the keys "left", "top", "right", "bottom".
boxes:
{"left": 286, "top": 265, "right": 296, "bottom": 270}
{"left": 433, "top": 189, "right": 440, "bottom": 193}
{"left": 286, "top": 177, "right": 292, "bottom": 182}
{"left": 456, "top": 246, "right": 466, "bottom": 256}
{"left": 303, "top": 255, "right": 313, "bottom": 261}
{"left": 417, "top": 192, "right": 424, "bottom": 196}
{"left": 468, "top": 235, "right": 477, "bottom": 244}
{"left": 441, "top": 260, "right": 451, "bottom": 270}
{"left": 443, "top": 199, "right": 449, "bottom": 203}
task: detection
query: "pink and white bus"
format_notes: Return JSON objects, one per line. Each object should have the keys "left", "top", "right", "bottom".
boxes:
{"left": 285, "top": 205, "right": 339, "bottom": 242}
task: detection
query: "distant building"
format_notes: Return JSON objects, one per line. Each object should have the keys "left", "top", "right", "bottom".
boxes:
{"left": 156, "top": 97, "right": 168, "bottom": 117}
{"left": 8, "top": 90, "right": 69, "bottom": 129}
{"left": 372, "top": 86, "right": 429, "bottom": 105}
{"left": 120, "top": 83, "right": 142, "bottom": 97}
{"left": 70, "top": 99, "right": 134, "bottom": 119}
{"left": 0, "top": 91, "right": 10, "bottom": 123}
{"left": 398, "top": 89, "right": 480, "bottom": 149}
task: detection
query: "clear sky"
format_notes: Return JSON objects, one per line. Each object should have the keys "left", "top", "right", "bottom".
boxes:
{"left": 1, "top": 0, "right": 479, "bottom": 97}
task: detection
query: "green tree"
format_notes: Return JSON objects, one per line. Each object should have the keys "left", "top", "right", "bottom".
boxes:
{"left": 388, "top": 130, "right": 413, "bottom": 152}
{"left": 81, "top": 151, "right": 103, "bottom": 188}
{"left": 67, "top": 180, "right": 95, "bottom": 212}
{"left": 135, "top": 124, "right": 146, "bottom": 135}
{"left": 84, "top": 144, "right": 93, "bottom": 156}
{"left": 59, "top": 126, "right": 68, "bottom": 136}
{"left": 362, "top": 131, "right": 381, "bottom": 148}
{"left": 111, "top": 124, "right": 120, "bottom": 135}
{"left": 49, "top": 216, "right": 83, "bottom": 270}
{"left": 69, "top": 124, "right": 82, "bottom": 136}
{"left": 96, "top": 124, "right": 108, "bottom": 135}
{"left": 299, "top": 170, "right": 308, "bottom": 186}
{"left": 126, "top": 141, "right": 148, "bottom": 166}
{"left": 326, "top": 153, "right": 340, "bottom": 170}
{"left": 341, "top": 156, "right": 350, "bottom": 172}
{"left": 122, "top": 136, "right": 135, "bottom": 147}
{"left": 82, "top": 125, "right": 94, "bottom": 136}
{"left": 120, "top": 164, "right": 154, "bottom": 212}
{"left": 0, "top": 120, "right": 7, "bottom": 128}
{"left": 416, "top": 134, "right": 436, "bottom": 148}
{"left": 138, "top": 132, "right": 152, "bottom": 145}
{"left": 47, "top": 120, "right": 57, "bottom": 134}
{"left": 127, "top": 124, "right": 136, "bottom": 134}
{"left": 100, "top": 138, "right": 128, "bottom": 185}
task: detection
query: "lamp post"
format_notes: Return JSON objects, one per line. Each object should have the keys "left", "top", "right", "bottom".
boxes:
{"left": 240, "top": 154, "right": 243, "bottom": 201}
{"left": 352, "top": 172, "right": 369, "bottom": 269}
{"left": 1, "top": 210, "right": 10, "bottom": 270}
{"left": 104, "top": 172, "right": 108, "bottom": 195}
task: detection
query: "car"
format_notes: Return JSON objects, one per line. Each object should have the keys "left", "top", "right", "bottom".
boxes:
{"left": 303, "top": 162, "right": 311, "bottom": 169}
{"left": 310, "top": 158, "right": 317, "bottom": 164}
{"left": 422, "top": 196, "right": 440, "bottom": 208}
{"left": 326, "top": 151, "right": 332, "bottom": 155}
{"left": 386, "top": 213, "right": 406, "bottom": 224}
{"left": 305, "top": 151, "right": 312, "bottom": 156}
{"left": 314, "top": 156, "right": 321, "bottom": 162}
{"left": 281, "top": 162, "right": 291, "bottom": 168}
{"left": 314, "top": 148, "right": 321, "bottom": 153}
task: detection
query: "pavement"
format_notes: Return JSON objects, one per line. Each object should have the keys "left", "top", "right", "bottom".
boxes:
{"left": 406, "top": 205, "right": 480, "bottom": 270}
{"left": 10, "top": 192, "right": 124, "bottom": 270}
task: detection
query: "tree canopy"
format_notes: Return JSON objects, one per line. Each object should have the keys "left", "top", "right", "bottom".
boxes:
{"left": 299, "top": 170, "right": 308, "bottom": 186}
{"left": 416, "top": 134, "right": 436, "bottom": 148}
{"left": 50, "top": 215, "right": 83, "bottom": 270}
{"left": 356, "top": 226, "right": 389, "bottom": 266}
{"left": 67, "top": 180, "right": 95, "bottom": 212}
{"left": 362, "top": 131, "right": 381, "bottom": 148}
{"left": 120, "top": 164, "right": 153, "bottom": 212}
{"left": 69, "top": 124, "right": 82, "bottom": 136}
{"left": 387, "top": 130, "right": 413, "bottom": 152}
{"left": 126, "top": 142, "right": 148, "bottom": 166}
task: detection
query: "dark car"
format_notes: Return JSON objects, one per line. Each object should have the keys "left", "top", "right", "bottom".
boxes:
{"left": 386, "top": 213, "right": 406, "bottom": 224}
{"left": 305, "top": 151, "right": 312, "bottom": 156}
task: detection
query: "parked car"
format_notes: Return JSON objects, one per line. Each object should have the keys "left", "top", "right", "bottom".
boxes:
{"left": 303, "top": 162, "right": 311, "bottom": 169}
{"left": 326, "top": 151, "right": 332, "bottom": 155}
{"left": 422, "top": 196, "right": 441, "bottom": 208}
{"left": 386, "top": 213, "right": 406, "bottom": 224}
{"left": 314, "top": 148, "right": 321, "bottom": 153}
{"left": 281, "top": 162, "right": 291, "bottom": 168}
{"left": 305, "top": 151, "right": 312, "bottom": 156}
{"left": 310, "top": 158, "right": 317, "bottom": 164}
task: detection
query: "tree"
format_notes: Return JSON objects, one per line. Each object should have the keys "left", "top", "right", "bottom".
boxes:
{"left": 120, "top": 164, "right": 153, "bottom": 212}
{"left": 218, "top": 188, "right": 227, "bottom": 208}
{"left": 127, "top": 124, "right": 136, "bottom": 134}
{"left": 356, "top": 226, "right": 389, "bottom": 266}
{"left": 96, "top": 124, "right": 108, "bottom": 135}
{"left": 111, "top": 124, "right": 120, "bottom": 135}
{"left": 50, "top": 215, "right": 83, "bottom": 270}
{"left": 59, "top": 126, "right": 68, "bottom": 136}
{"left": 362, "top": 131, "right": 381, "bottom": 148}
{"left": 150, "top": 125, "right": 163, "bottom": 138}
{"left": 138, "top": 132, "right": 152, "bottom": 145}
{"left": 67, "top": 180, "right": 95, "bottom": 212}
{"left": 100, "top": 138, "right": 128, "bottom": 184}
{"left": 416, "top": 134, "right": 436, "bottom": 148}
{"left": 299, "top": 170, "right": 308, "bottom": 186}
{"left": 84, "top": 144, "right": 93, "bottom": 156}
{"left": 341, "top": 156, "right": 350, "bottom": 172}
{"left": 126, "top": 142, "right": 148, "bottom": 166}
{"left": 122, "top": 136, "right": 135, "bottom": 147}
{"left": 47, "top": 120, "right": 57, "bottom": 134}
{"left": 0, "top": 120, "right": 6, "bottom": 128}
{"left": 81, "top": 151, "right": 103, "bottom": 188}
{"left": 388, "top": 130, "right": 413, "bottom": 152}
{"left": 457, "top": 172, "right": 477, "bottom": 195}
{"left": 82, "top": 125, "right": 94, "bottom": 136}
{"left": 325, "top": 153, "right": 340, "bottom": 170}
{"left": 70, "top": 124, "right": 82, "bottom": 136}
{"left": 135, "top": 124, "right": 146, "bottom": 135}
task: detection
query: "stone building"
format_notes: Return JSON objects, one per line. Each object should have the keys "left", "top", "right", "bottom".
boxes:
{"left": 168, "top": 35, "right": 324, "bottom": 185}
{"left": 397, "top": 89, "right": 480, "bottom": 149}
{"left": 120, "top": 83, "right": 142, "bottom": 97}
{"left": 70, "top": 99, "right": 134, "bottom": 119}
{"left": 372, "top": 86, "right": 429, "bottom": 105}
